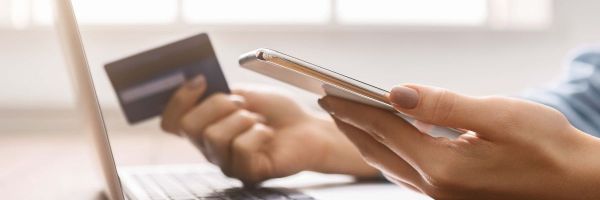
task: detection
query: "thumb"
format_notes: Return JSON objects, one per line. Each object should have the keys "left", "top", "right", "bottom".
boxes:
{"left": 388, "top": 84, "right": 507, "bottom": 135}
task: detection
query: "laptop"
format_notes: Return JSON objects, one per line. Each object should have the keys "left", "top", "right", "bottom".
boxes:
{"left": 52, "top": 0, "right": 429, "bottom": 199}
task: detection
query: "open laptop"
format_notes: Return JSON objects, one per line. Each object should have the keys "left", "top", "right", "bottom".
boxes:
{"left": 52, "top": 1, "right": 315, "bottom": 199}
{"left": 53, "top": 0, "right": 429, "bottom": 199}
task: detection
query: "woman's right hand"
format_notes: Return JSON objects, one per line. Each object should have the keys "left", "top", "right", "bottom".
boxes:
{"left": 160, "top": 76, "right": 379, "bottom": 185}
{"left": 319, "top": 84, "right": 600, "bottom": 199}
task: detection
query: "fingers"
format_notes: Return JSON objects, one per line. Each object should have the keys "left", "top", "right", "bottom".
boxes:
{"left": 161, "top": 75, "right": 207, "bottom": 135}
{"left": 202, "top": 110, "right": 266, "bottom": 168}
{"left": 319, "top": 96, "right": 438, "bottom": 166}
{"left": 388, "top": 84, "right": 512, "bottom": 135}
{"left": 231, "top": 88, "right": 308, "bottom": 127}
{"left": 229, "top": 123, "right": 275, "bottom": 185}
{"left": 331, "top": 117, "right": 423, "bottom": 186}
{"left": 180, "top": 93, "right": 245, "bottom": 139}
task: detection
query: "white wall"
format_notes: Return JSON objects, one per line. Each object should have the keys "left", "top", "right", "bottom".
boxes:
{"left": 0, "top": 0, "right": 599, "bottom": 132}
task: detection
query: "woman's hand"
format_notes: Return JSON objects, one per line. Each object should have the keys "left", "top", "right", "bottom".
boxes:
{"left": 318, "top": 84, "right": 600, "bottom": 199}
{"left": 160, "top": 76, "right": 378, "bottom": 185}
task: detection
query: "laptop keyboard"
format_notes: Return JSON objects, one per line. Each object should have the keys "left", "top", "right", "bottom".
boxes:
{"left": 132, "top": 171, "right": 315, "bottom": 200}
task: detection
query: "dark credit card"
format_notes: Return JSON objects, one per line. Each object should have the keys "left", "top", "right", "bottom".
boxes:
{"left": 105, "top": 33, "right": 230, "bottom": 124}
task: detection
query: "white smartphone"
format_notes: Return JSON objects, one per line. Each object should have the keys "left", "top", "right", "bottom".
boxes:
{"left": 239, "top": 48, "right": 461, "bottom": 139}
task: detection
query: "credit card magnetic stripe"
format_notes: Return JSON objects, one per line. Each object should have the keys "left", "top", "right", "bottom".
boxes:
{"left": 120, "top": 72, "right": 185, "bottom": 104}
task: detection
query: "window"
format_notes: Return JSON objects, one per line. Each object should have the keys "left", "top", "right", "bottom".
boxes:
{"left": 336, "top": 0, "right": 487, "bottom": 26}
{"left": 0, "top": 0, "right": 552, "bottom": 30}
{"left": 488, "top": 0, "right": 552, "bottom": 29}
{"left": 182, "top": 0, "right": 330, "bottom": 24}
{"left": 32, "top": 0, "right": 177, "bottom": 25}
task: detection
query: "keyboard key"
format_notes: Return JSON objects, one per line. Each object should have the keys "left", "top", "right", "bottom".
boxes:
{"left": 199, "top": 197, "right": 224, "bottom": 200}
{"left": 247, "top": 188, "right": 288, "bottom": 200}
{"left": 170, "top": 198, "right": 197, "bottom": 200}
{"left": 222, "top": 188, "right": 261, "bottom": 200}
{"left": 271, "top": 188, "right": 315, "bottom": 200}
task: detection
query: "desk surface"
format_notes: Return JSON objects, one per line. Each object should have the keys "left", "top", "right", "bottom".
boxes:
{"left": 0, "top": 130, "right": 428, "bottom": 200}
{"left": 0, "top": 130, "right": 203, "bottom": 199}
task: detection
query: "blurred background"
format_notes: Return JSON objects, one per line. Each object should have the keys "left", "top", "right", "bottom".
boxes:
{"left": 5, "top": 0, "right": 600, "bottom": 133}
{"left": 1, "top": 0, "right": 599, "bottom": 199}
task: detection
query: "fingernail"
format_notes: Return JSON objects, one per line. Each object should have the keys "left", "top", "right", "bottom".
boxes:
{"left": 187, "top": 75, "right": 206, "bottom": 89}
{"left": 229, "top": 95, "right": 246, "bottom": 107}
{"left": 318, "top": 98, "right": 334, "bottom": 115}
{"left": 389, "top": 86, "right": 419, "bottom": 109}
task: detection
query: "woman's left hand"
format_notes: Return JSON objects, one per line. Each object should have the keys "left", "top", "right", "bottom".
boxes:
{"left": 318, "top": 84, "right": 600, "bottom": 200}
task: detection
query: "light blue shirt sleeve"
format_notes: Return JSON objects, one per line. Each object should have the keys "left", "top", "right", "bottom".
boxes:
{"left": 522, "top": 48, "right": 600, "bottom": 137}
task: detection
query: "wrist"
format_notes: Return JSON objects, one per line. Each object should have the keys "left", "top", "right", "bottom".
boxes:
{"left": 569, "top": 129, "right": 600, "bottom": 198}
{"left": 549, "top": 127, "right": 600, "bottom": 199}
{"left": 309, "top": 115, "right": 380, "bottom": 178}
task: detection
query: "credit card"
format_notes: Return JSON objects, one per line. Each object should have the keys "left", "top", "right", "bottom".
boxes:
{"left": 105, "top": 33, "right": 230, "bottom": 124}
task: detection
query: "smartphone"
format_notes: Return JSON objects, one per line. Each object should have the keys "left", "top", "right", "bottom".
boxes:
{"left": 239, "top": 48, "right": 461, "bottom": 139}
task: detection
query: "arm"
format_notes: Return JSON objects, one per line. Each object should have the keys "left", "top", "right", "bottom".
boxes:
{"left": 523, "top": 47, "right": 600, "bottom": 136}
{"left": 160, "top": 77, "right": 379, "bottom": 185}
